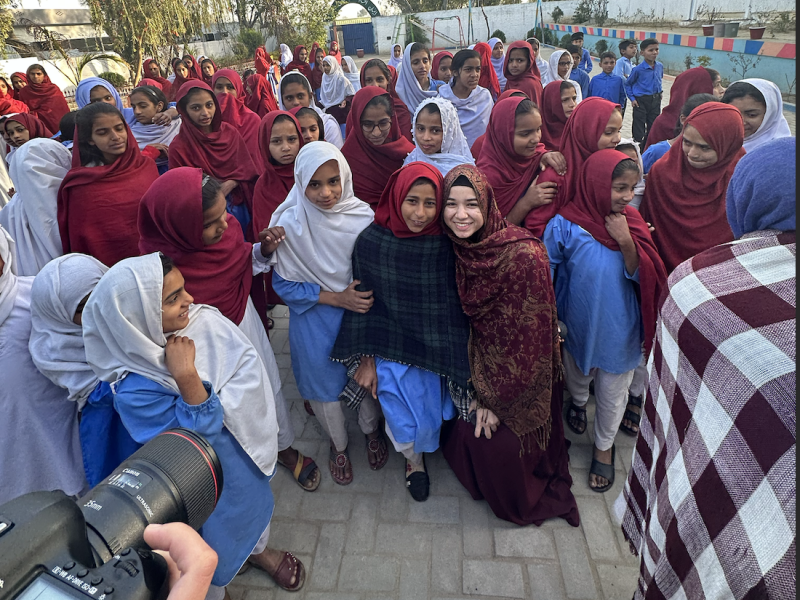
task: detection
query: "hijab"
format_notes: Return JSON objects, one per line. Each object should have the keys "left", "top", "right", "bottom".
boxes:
{"left": 139, "top": 78, "right": 163, "bottom": 90}
{"left": 474, "top": 42, "right": 501, "bottom": 100}
{"left": 726, "top": 136, "right": 796, "bottom": 239}
{"left": 279, "top": 44, "right": 293, "bottom": 69}
{"left": 732, "top": 78, "right": 793, "bottom": 153}
{"left": 17, "top": 65, "right": 70, "bottom": 134}
{"left": 76, "top": 77, "right": 123, "bottom": 110}
{"left": 642, "top": 103, "right": 746, "bottom": 272}
{"left": 138, "top": 167, "right": 254, "bottom": 324}
{"left": 618, "top": 137, "right": 646, "bottom": 197}
{"left": 142, "top": 59, "right": 172, "bottom": 96}
{"left": 502, "top": 41, "right": 543, "bottom": 108}
{"left": 0, "top": 81, "right": 29, "bottom": 115}
{"left": 470, "top": 89, "right": 528, "bottom": 159}
{"left": 168, "top": 61, "right": 195, "bottom": 101}
{"left": 320, "top": 56, "right": 354, "bottom": 107}
{"left": 212, "top": 69, "right": 263, "bottom": 172}
{"left": 431, "top": 51, "right": 453, "bottom": 83}
{"left": 560, "top": 150, "right": 667, "bottom": 355}
{"left": 443, "top": 164, "right": 561, "bottom": 447}
{"left": 375, "top": 161, "right": 444, "bottom": 238}
{"left": 245, "top": 73, "right": 279, "bottom": 117}
{"left": 328, "top": 40, "right": 342, "bottom": 63}
{"left": 403, "top": 97, "right": 475, "bottom": 177}
{"left": 254, "top": 47, "right": 271, "bottom": 77}
{"left": 309, "top": 43, "right": 325, "bottom": 90}
{"left": 341, "top": 87, "right": 414, "bottom": 209}
{"left": 388, "top": 43, "right": 403, "bottom": 69}
{"left": 548, "top": 50, "right": 573, "bottom": 82}
{"left": 0, "top": 226, "right": 19, "bottom": 326}
{"left": 359, "top": 60, "right": 413, "bottom": 143}
{"left": 277, "top": 72, "right": 343, "bottom": 148}
{"left": 200, "top": 58, "right": 218, "bottom": 87}
{"left": 437, "top": 76, "right": 494, "bottom": 148}
{"left": 646, "top": 67, "right": 714, "bottom": 149}
{"left": 269, "top": 141, "right": 374, "bottom": 292}
{"left": 182, "top": 54, "right": 202, "bottom": 80}
{"left": 486, "top": 37, "right": 507, "bottom": 91}
{"left": 6, "top": 113, "right": 53, "bottom": 140}
{"left": 29, "top": 253, "right": 108, "bottom": 408}
{"left": 0, "top": 139, "right": 71, "bottom": 275}
{"left": 539, "top": 80, "right": 571, "bottom": 151}
{"left": 341, "top": 56, "right": 362, "bottom": 93}
{"left": 395, "top": 43, "right": 439, "bottom": 114}
{"left": 285, "top": 45, "right": 313, "bottom": 80}
{"left": 126, "top": 85, "right": 182, "bottom": 152}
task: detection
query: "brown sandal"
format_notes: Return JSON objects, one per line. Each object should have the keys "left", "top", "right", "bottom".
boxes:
{"left": 329, "top": 446, "right": 353, "bottom": 485}
{"left": 366, "top": 430, "right": 388, "bottom": 471}
{"left": 249, "top": 551, "right": 305, "bottom": 592}
{"left": 278, "top": 450, "right": 320, "bottom": 491}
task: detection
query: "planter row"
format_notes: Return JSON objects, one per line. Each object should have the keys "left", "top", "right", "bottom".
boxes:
{"left": 701, "top": 22, "right": 766, "bottom": 39}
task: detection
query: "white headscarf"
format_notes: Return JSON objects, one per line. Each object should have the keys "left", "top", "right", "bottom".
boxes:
{"left": 280, "top": 44, "right": 293, "bottom": 69}
{"left": 403, "top": 97, "right": 475, "bottom": 177}
{"left": 82, "top": 252, "right": 278, "bottom": 476}
{"left": 0, "top": 225, "right": 18, "bottom": 325}
{"left": 549, "top": 49, "right": 573, "bottom": 82}
{"left": 341, "top": 56, "right": 362, "bottom": 93}
{"left": 395, "top": 42, "right": 439, "bottom": 114}
{"left": 278, "top": 73, "right": 344, "bottom": 148}
{"left": 437, "top": 83, "right": 493, "bottom": 148}
{"left": 732, "top": 78, "right": 793, "bottom": 153}
{"left": 29, "top": 254, "right": 107, "bottom": 408}
{"left": 320, "top": 56, "right": 355, "bottom": 108}
{"left": 388, "top": 42, "right": 403, "bottom": 69}
{"left": 0, "top": 139, "right": 70, "bottom": 276}
{"left": 269, "top": 142, "right": 374, "bottom": 292}
{"left": 618, "top": 137, "right": 646, "bottom": 198}
{"left": 487, "top": 37, "right": 507, "bottom": 91}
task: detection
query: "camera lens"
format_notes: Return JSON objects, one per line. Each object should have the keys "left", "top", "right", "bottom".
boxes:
{"left": 78, "top": 428, "right": 223, "bottom": 563}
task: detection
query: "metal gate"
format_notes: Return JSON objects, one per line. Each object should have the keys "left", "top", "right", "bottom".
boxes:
{"left": 339, "top": 22, "right": 376, "bottom": 56}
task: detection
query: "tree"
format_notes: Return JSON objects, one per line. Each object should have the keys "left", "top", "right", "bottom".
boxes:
{"left": 0, "top": 0, "right": 13, "bottom": 57}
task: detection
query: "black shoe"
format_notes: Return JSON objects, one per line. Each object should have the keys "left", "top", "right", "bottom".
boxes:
{"left": 405, "top": 455, "right": 429, "bottom": 502}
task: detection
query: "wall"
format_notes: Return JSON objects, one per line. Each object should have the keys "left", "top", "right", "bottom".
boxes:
{"left": 606, "top": 0, "right": 795, "bottom": 23}
{"left": 0, "top": 54, "right": 131, "bottom": 93}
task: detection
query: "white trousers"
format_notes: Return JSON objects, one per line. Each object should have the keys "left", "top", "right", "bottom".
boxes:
{"left": 307, "top": 397, "right": 380, "bottom": 452}
{"left": 385, "top": 421, "right": 423, "bottom": 466}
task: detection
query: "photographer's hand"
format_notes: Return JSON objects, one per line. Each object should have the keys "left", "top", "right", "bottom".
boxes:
{"left": 144, "top": 523, "right": 217, "bottom": 600}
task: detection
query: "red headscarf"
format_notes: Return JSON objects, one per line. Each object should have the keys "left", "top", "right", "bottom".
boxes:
{"left": 17, "top": 65, "right": 70, "bottom": 134}
{"left": 470, "top": 90, "right": 528, "bottom": 160}
{"left": 359, "top": 61, "right": 413, "bottom": 143}
{"left": 182, "top": 55, "right": 202, "bottom": 80}
{"left": 375, "top": 162, "right": 444, "bottom": 237}
{"left": 245, "top": 73, "right": 279, "bottom": 117}
{"left": 502, "top": 41, "right": 543, "bottom": 108}
{"left": 645, "top": 67, "right": 713, "bottom": 149}
{"left": 560, "top": 149, "right": 668, "bottom": 355}
{"left": 1, "top": 76, "right": 15, "bottom": 99}
{"left": 6, "top": 113, "right": 49, "bottom": 139}
{"left": 328, "top": 40, "right": 342, "bottom": 63}
{"left": 212, "top": 69, "right": 263, "bottom": 172}
{"left": 168, "top": 81, "right": 259, "bottom": 212}
{"left": 168, "top": 61, "right": 195, "bottom": 102}
{"left": 476, "top": 97, "right": 548, "bottom": 218}
{"left": 539, "top": 81, "right": 571, "bottom": 151}
{"left": 473, "top": 43, "right": 501, "bottom": 100}
{"left": 200, "top": 58, "right": 219, "bottom": 87}
{"left": 285, "top": 46, "right": 313, "bottom": 80}
{"left": 0, "top": 80, "right": 27, "bottom": 115}
{"left": 309, "top": 43, "right": 325, "bottom": 90}
{"left": 138, "top": 167, "right": 253, "bottom": 324}
{"left": 254, "top": 47, "right": 271, "bottom": 77}
{"left": 139, "top": 78, "right": 166, "bottom": 93}
{"left": 11, "top": 72, "right": 28, "bottom": 93}
{"left": 641, "top": 103, "right": 745, "bottom": 273}
{"left": 431, "top": 51, "right": 453, "bottom": 82}
{"left": 57, "top": 114, "right": 158, "bottom": 266}
{"left": 342, "top": 87, "right": 415, "bottom": 210}
{"left": 142, "top": 59, "right": 173, "bottom": 96}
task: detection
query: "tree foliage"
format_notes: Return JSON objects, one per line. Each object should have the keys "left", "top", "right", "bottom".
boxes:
{"left": 232, "top": 0, "right": 333, "bottom": 51}
{"left": 0, "top": 0, "right": 14, "bottom": 57}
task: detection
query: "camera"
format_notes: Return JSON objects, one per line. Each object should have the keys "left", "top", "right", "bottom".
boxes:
{"left": 0, "top": 428, "right": 223, "bottom": 600}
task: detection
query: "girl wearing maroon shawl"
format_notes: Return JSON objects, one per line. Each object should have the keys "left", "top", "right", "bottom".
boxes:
{"left": 181, "top": 54, "right": 202, "bottom": 80}
{"left": 309, "top": 43, "right": 326, "bottom": 96}
{"left": 341, "top": 87, "right": 414, "bottom": 210}
{"left": 10, "top": 72, "right": 28, "bottom": 95}
{"left": 57, "top": 103, "right": 158, "bottom": 266}
{"left": 254, "top": 47, "right": 271, "bottom": 77}
{"left": 245, "top": 73, "right": 279, "bottom": 117}
{"left": 470, "top": 89, "right": 527, "bottom": 160}
{"left": 4, "top": 114, "right": 51, "bottom": 148}
{"left": 169, "top": 81, "right": 259, "bottom": 234}
{"left": 328, "top": 40, "right": 342, "bottom": 63}
{"left": 17, "top": 64, "right": 69, "bottom": 135}
{"left": 212, "top": 69, "right": 263, "bottom": 172}
{"left": 284, "top": 45, "right": 313, "bottom": 80}
{"left": 440, "top": 164, "right": 579, "bottom": 526}
{"left": 360, "top": 59, "right": 413, "bottom": 142}
{"left": 431, "top": 51, "right": 453, "bottom": 85}
{"left": 539, "top": 80, "right": 578, "bottom": 152}
{"left": 642, "top": 103, "right": 745, "bottom": 273}
{"left": 0, "top": 78, "right": 27, "bottom": 116}
{"left": 142, "top": 59, "right": 172, "bottom": 97}
{"left": 544, "top": 150, "right": 667, "bottom": 492}
{"left": 502, "top": 41, "right": 543, "bottom": 108}
{"left": 167, "top": 60, "right": 194, "bottom": 102}
{"left": 473, "top": 42, "right": 501, "bottom": 100}
{"left": 200, "top": 58, "right": 218, "bottom": 86}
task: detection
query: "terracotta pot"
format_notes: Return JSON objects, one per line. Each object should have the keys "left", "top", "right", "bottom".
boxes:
{"left": 749, "top": 26, "right": 766, "bottom": 39}
{"left": 356, "top": 48, "right": 365, "bottom": 58}
{"left": 702, "top": 24, "right": 714, "bottom": 36}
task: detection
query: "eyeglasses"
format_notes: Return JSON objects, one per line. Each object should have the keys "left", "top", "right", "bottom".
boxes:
{"left": 558, "top": 61, "right": 572, "bottom": 66}
{"left": 361, "top": 119, "right": 392, "bottom": 133}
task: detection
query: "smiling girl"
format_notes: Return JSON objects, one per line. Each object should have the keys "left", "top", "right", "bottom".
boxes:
{"left": 437, "top": 49, "right": 494, "bottom": 147}
{"left": 722, "top": 78, "right": 792, "bottom": 152}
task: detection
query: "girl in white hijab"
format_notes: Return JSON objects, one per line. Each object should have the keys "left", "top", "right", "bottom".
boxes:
{"left": 403, "top": 97, "right": 476, "bottom": 176}
{"left": 0, "top": 138, "right": 71, "bottom": 275}
{"left": 0, "top": 225, "right": 86, "bottom": 505}
{"left": 278, "top": 71, "right": 344, "bottom": 148}
{"left": 388, "top": 42, "right": 403, "bottom": 69}
{"left": 395, "top": 42, "right": 440, "bottom": 114}
{"left": 722, "top": 78, "right": 793, "bottom": 153}
{"left": 549, "top": 49, "right": 574, "bottom": 83}
{"left": 320, "top": 55, "right": 355, "bottom": 108}
{"left": 341, "top": 55, "right": 362, "bottom": 93}
{"left": 487, "top": 36, "right": 507, "bottom": 90}
{"left": 279, "top": 43, "right": 293, "bottom": 69}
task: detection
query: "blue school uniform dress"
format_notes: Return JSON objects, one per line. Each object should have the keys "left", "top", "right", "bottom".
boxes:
{"left": 569, "top": 69, "right": 590, "bottom": 99}
{"left": 587, "top": 72, "right": 627, "bottom": 110}
{"left": 112, "top": 373, "right": 274, "bottom": 587}
{"left": 613, "top": 56, "right": 633, "bottom": 79}
{"left": 577, "top": 48, "right": 593, "bottom": 73}
{"left": 624, "top": 61, "right": 663, "bottom": 101}
{"left": 641, "top": 140, "right": 671, "bottom": 173}
{"left": 543, "top": 215, "right": 643, "bottom": 375}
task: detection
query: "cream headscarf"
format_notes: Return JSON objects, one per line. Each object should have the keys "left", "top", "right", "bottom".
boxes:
{"left": 0, "top": 225, "right": 18, "bottom": 325}
{"left": 731, "top": 78, "right": 793, "bottom": 153}
{"left": 320, "top": 55, "right": 355, "bottom": 107}
{"left": 402, "top": 97, "right": 475, "bottom": 177}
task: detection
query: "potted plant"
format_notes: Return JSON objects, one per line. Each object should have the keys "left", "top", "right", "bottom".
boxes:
{"left": 698, "top": 5, "right": 721, "bottom": 36}
{"left": 749, "top": 11, "right": 769, "bottom": 39}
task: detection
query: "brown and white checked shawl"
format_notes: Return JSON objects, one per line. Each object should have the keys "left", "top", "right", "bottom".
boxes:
{"left": 614, "top": 230, "right": 796, "bottom": 600}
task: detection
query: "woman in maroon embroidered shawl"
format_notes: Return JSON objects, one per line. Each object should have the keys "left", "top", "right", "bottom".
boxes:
{"left": 245, "top": 73, "right": 279, "bottom": 117}
{"left": 212, "top": 69, "right": 264, "bottom": 172}
{"left": 439, "top": 164, "right": 579, "bottom": 527}
{"left": 502, "top": 41, "right": 543, "bottom": 108}
{"left": 17, "top": 64, "right": 69, "bottom": 134}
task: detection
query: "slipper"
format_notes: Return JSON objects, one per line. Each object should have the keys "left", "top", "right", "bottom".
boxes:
{"left": 366, "top": 429, "right": 389, "bottom": 471}
{"left": 619, "top": 394, "right": 642, "bottom": 436}
{"left": 565, "top": 400, "right": 587, "bottom": 435}
{"left": 405, "top": 455, "right": 429, "bottom": 502}
{"left": 250, "top": 551, "right": 305, "bottom": 592}
{"left": 329, "top": 446, "right": 353, "bottom": 486}
{"left": 278, "top": 450, "right": 320, "bottom": 492}
{"left": 303, "top": 399, "right": 315, "bottom": 416}
{"left": 589, "top": 444, "right": 615, "bottom": 493}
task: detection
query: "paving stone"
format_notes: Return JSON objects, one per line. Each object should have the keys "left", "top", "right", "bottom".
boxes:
{"left": 267, "top": 519, "right": 319, "bottom": 555}
{"left": 527, "top": 563, "right": 567, "bottom": 600}
{"left": 596, "top": 564, "right": 640, "bottom": 600}
{"left": 306, "top": 595, "right": 362, "bottom": 600}
{"left": 375, "top": 523, "right": 432, "bottom": 555}
{"left": 300, "top": 491, "right": 353, "bottom": 521}
{"left": 462, "top": 560, "right": 525, "bottom": 598}
{"left": 271, "top": 467, "right": 306, "bottom": 519}
{"left": 409, "top": 495, "right": 460, "bottom": 524}
{"left": 379, "top": 464, "right": 410, "bottom": 523}
{"left": 431, "top": 526, "right": 462, "bottom": 594}
{"left": 400, "top": 558, "right": 430, "bottom": 600}
{"left": 338, "top": 555, "right": 400, "bottom": 592}
{"left": 226, "top": 586, "right": 248, "bottom": 600}
{"left": 345, "top": 494, "right": 379, "bottom": 554}
{"left": 494, "top": 527, "right": 555, "bottom": 559}
{"left": 554, "top": 529, "right": 598, "bottom": 600}
{"left": 309, "top": 523, "right": 347, "bottom": 591}
{"left": 575, "top": 497, "right": 621, "bottom": 561}
{"left": 243, "top": 590, "right": 274, "bottom": 600}
{"left": 460, "top": 498, "right": 492, "bottom": 557}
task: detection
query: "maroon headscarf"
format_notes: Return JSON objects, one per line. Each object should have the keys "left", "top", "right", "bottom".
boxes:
{"left": 200, "top": 58, "right": 219, "bottom": 87}
{"left": 470, "top": 90, "right": 528, "bottom": 159}
{"left": 431, "top": 51, "right": 453, "bottom": 82}
{"left": 168, "top": 61, "right": 195, "bottom": 102}
{"left": 17, "top": 65, "right": 69, "bottom": 134}
{"left": 284, "top": 46, "right": 313, "bottom": 80}
{"left": 560, "top": 150, "right": 667, "bottom": 355}
{"left": 142, "top": 59, "right": 173, "bottom": 97}
{"left": 359, "top": 60, "right": 413, "bottom": 143}
{"left": 245, "top": 73, "right": 279, "bottom": 117}
{"left": 642, "top": 103, "right": 745, "bottom": 273}
{"left": 645, "top": 67, "right": 713, "bottom": 149}
{"left": 342, "top": 87, "right": 414, "bottom": 210}
{"left": 309, "top": 43, "right": 325, "bottom": 90}
{"left": 539, "top": 81, "right": 571, "bottom": 151}
{"left": 502, "top": 41, "right": 543, "bottom": 108}
{"left": 254, "top": 47, "right": 271, "bottom": 77}
{"left": 139, "top": 78, "right": 163, "bottom": 91}
{"left": 328, "top": 40, "right": 342, "bottom": 63}
{"left": 181, "top": 54, "right": 202, "bottom": 80}
{"left": 374, "top": 162, "right": 444, "bottom": 238}
{"left": 212, "top": 69, "right": 263, "bottom": 172}
{"left": 474, "top": 43, "right": 501, "bottom": 100}
{"left": 138, "top": 167, "right": 253, "bottom": 325}
{"left": 0, "top": 76, "right": 15, "bottom": 99}
{"left": 0, "top": 82, "right": 29, "bottom": 115}
{"left": 168, "top": 81, "right": 259, "bottom": 212}
{"left": 6, "top": 113, "right": 51, "bottom": 139}
{"left": 57, "top": 114, "right": 158, "bottom": 266}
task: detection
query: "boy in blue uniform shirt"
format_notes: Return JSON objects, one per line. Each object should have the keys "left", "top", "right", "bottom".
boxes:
{"left": 570, "top": 32, "right": 593, "bottom": 73}
{"left": 624, "top": 38, "right": 663, "bottom": 150}
{"left": 613, "top": 39, "right": 637, "bottom": 79}
{"left": 568, "top": 45, "right": 591, "bottom": 98}
{"left": 588, "top": 52, "right": 627, "bottom": 114}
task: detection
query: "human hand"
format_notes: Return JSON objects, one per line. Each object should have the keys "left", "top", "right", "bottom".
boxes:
{"left": 337, "top": 280, "right": 374, "bottom": 313}
{"left": 631, "top": 99, "right": 639, "bottom": 108}
{"left": 152, "top": 111, "right": 172, "bottom": 126}
{"left": 541, "top": 151, "right": 567, "bottom": 176}
{"left": 353, "top": 356, "right": 378, "bottom": 399}
{"left": 144, "top": 523, "right": 217, "bottom": 600}
{"left": 220, "top": 180, "right": 238, "bottom": 197}
{"left": 474, "top": 408, "right": 500, "bottom": 439}
{"left": 165, "top": 335, "right": 198, "bottom": 382}
{"left": 146, "top": 143, "right": 169, "bottom": 159}
{"left": 605, "top": 212, "right": 633, "bottom": 246}
{"left": 527, "top": 177, "right": 558, "bottom": 208}
{"left": 646, "top": 222, "right": 655, "bottom": 233}
{"left": 259, "top": 226, "right": 286, "bottom": 256}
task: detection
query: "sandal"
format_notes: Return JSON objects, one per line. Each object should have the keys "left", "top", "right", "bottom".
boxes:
{"left": 278, "top": 450, "right": 320, "bottom": 492}
{"left": 619, "top": 394, "right": 642, "bottom": 436}
{"left": 365, "top": 429, "right": 388, "bottom": 471}
{"left": 303, "top": 399, "right": 315, "bottom": 416}
{"left": 329, "top": 446, "right": 353, "bottom": 486}
{"left": 266, "top": 317, "right": 275, "bottom": 331}
{"left": 566, "top": 400, "right": 588, "bottom": 435}
{"left": 405, "top": 455, "right": 429, "bottom": 502}
{"left": 250, "top": 551, "right": 305, "bottom": 592}
{"left": 589, "top": 444, "right": 615, "bottom": 493}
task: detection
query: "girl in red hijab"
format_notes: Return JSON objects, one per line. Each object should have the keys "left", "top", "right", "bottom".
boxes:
{"left": 0, "top": 77, "right": 27, "bottom": 115}
{"left": 142, "top": 59, "right": 172, "bottom": 97}
{"left": 470, "top": 89, "right": 527, "bottom": 159}
{"left": 17, "top": 64, "right": 70, "bottom": 134}
{"left": 181, "top": 54, "right": 202, "bottom": 79}
{"left": 328, "top": 40, "right": 342, "bottom": 63}
{"left": 341, "top": 87, "right": 414, "bottom": 210}
{"left": 360, "top": 58, "right": 413, "bottom": 142}
{"left": 502, "top": 41, "right": 543, "bottom": 108}
{"left": 309, "top": 43, "right": 326, "bottom": 94}
{"left": 200, "top": 57, "right": 219, "bottom": 86}
{"left": 212, "top": 69, "right": 263, "bottom": 172}
{"left": 284, "top": 46, "right": 313, "bottom": 80}
{"left": 245, "top": 73, "right": 279, "bottom": 117}
{"left": 641, "top": 103, "right": 745, "bottom": 272}
{"left": 4, "top": 114, "right": 50, "bottom": 148}
{"left": 10, "top": 72, "right": 28, "bottom": 95}
{"left": 57, "top": 103, "right": 159, "bottom": 266}
{"left": 539, "top": 80, "right": 578, "bottom": 151}
{"left": 168, "top": 60, "right": 194, "bottom": 102}
{"left": 254, "top": 47, "right": 271, "bottom": 77}
{"left": 473, "top": 42, "right": 501, "bottom": 100}
{"left": 431, "top": 51, "right": 453, "bottom": 84}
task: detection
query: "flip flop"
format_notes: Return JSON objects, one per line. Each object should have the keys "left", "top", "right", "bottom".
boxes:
{"left": 589, "top": 444, "right": 615, "bottom": 493}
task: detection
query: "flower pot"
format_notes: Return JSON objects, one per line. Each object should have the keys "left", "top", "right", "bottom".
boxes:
{"left": 702, "top": 24, "right": 714, "bottom": 36}
{"left": 749, "top": 26, "right": 766, "bottom": 39}
{"left": 724, "top": 21, "right": 740, "bottom": 37}
{"left": 356, "top": 48, "right": 365, "bottom": 58}
{"left": 713, "top": 22, "right": 726, "bottom": 37}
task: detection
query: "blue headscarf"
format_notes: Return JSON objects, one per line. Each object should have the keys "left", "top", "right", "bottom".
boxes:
{"left": 726, "top": 136, "right": 796, "bottom": 238}
{"left": 75, "top": 77, "right": 123, "bottom": 110}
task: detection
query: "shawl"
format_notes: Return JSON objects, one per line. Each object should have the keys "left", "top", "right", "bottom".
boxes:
{"left": 387, "top": 43, "right": 403, "bottom": 69}
{"left": 75, "top": 76, "right": 123, "bottom": 110}
{"left": 395, "top": 42, "right": 439, "bottom": 114}
{"left": 57, "top": 117, "right": 158, "bottom": 266}
{"left": 341, "top": 56, "right": 362, "bottom": 93}
{"left": 374, "top": 161, "right": 444, "bottom": 237}
{"left": 168, "top": 67, "right": 195, "bottom": 102}
{"left": 251, "top": 111, "right": 304, "bottom": 238}
{"left": 431, "top": 51, "right": 453, "bottom": 83}
{"left": 359, "top": 60, "right": 413, "bottom": 142}
{"left": 726, "top": 136, "right": 796, "bottom": 238}
{"left": 285, "top": 45, "right": 313, "bottom": 80}
{"left": 245, "top": 73, "right": 279, "bottom": 117}
{"left": 559, "top": 150, "right": 667, "bottom": 355}
{"left": 17, "top": 68, "right": 70, "bottom": 134}
{"left": 127, "top": 90, "right": 182, "bottom": 151}
{"left": 269, "top": 141, "right": 374, "bottom": 292}
{"left": 182, "top": 55, "right": 202, "bottom": 80}
{"left": 0, "top": 84, "right": 29, "bottom": 115}
{"left": 0, "top": 226, "right": 18, "bottom": 324}
{"left": 81, "top": 252, "right": 278, "bottom": 477}
{"left": 645, "top": 67, "right": 713, "bottom": 149}
{"left": 139, "top": 78, "right": 164, "bottom": 90}
{"left": 443, "top": 164, "right": 561, "bottom": 448}
{"left": 212, "top": 69, "right": 264, "bottom": 172}
{"left": 437, "top": 81, "right": 494, "bottom": 148}
{"left": 200, "top": 58, "right": 219, "bottom": 87}
{"left": 474, "top": 42, "right": 501, "bottom": 100}
{"left": 29, "top": 253, "right": 108, "bottom": 408}
{"left": 470, "top": 90, "right": 529, "bottom": 159}
{"left": 502, "top": 41, "right": 543, "bottom": 108}
{"left": 328, "top": 40, "right": 342, "bottom": 63}
{"left": 254, "top": 47, "right": 271, "bottom": 77}
{"left": 0, "top": 139, "right": 71, "bottom": 276}
{"left": 548, "top": 50, "right": 573, "bottom": 83}
{"left": 341, "top": 87, "right": 414, "bottom": 209}
{"left": 487, "top": 37, "right": 507, "bottom": 91}
{"left": 6, "top": 113, "right": 53, "bottom": 140}
{"left": 168, "top": 81, "right": 259, "bottom": 209}
{"left": 138, "top": 167, "right": 253, "bottom": 325}
{"left": 734, "top": 78, "right": 794, "bottom": 152}
{"left": 615, "top": 228, "right": 796, "bottom": 600}
{"left": 476, "top": 96, "right": 548, "bottom": 218}
{"left": 309, "top": 43, "right": 325, "bottom": 90}
{"left": 142, "top": 59, "right": 172, "bottom": 96}
{"left": 1, "top": 76, "right": 16, "bottom": 99}
{"left": 642, "top": 103, "right": 745, "bottom": 272}
{"left": 11, "top": 72, "right": 28, "bottom": 92}
{"left": 403, "top": 97, "right": 475, "bottom": 177}
{"left": 320, "top": 56, "right": 354, "bottom": 107}
{"left": 277, "top": 73, "right": 343, "bottom": 148}
{"left": 279, "top": 44, "right": 293, "bottom": 69}
{"left": 539, "top": 79, "right": 571, "bottom": 151}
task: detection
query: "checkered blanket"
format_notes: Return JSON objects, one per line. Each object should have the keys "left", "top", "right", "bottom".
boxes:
{"left": 614, "top": 230, "right": 796, "bottom": 600}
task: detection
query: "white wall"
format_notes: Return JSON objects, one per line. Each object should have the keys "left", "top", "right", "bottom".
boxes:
{"left": 0, "top": 54, "right": 131, "bottom": 94}
{"left": 606, "top": 0, "right": 794, "bottom": 21}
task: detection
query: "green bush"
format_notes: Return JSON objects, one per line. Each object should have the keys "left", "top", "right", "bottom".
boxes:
{"left": 573, "top": 0, "right": 592, "bottom": 23}
{"left": 593, "top": 40, "right": 608, "bottom": 55}
{"left": 528, "top": 26, "right": 557, "bottom": 46}
{"left": 98, "top": 71, "right": 127, "bottom": 89}
{"left": 560, "top": 34, "right": 573, "bottom": 48}
{"left": 490, "top": 29, "right": 506, "bottom": 42}
{"left": 238, "top": 28, "right": 264, "bottom": 56}
{"left": 552, "top": 6, "right": 564, "bottom": 23}
{"left": 696, "top": 55, "right": 712, "bottom": 67}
